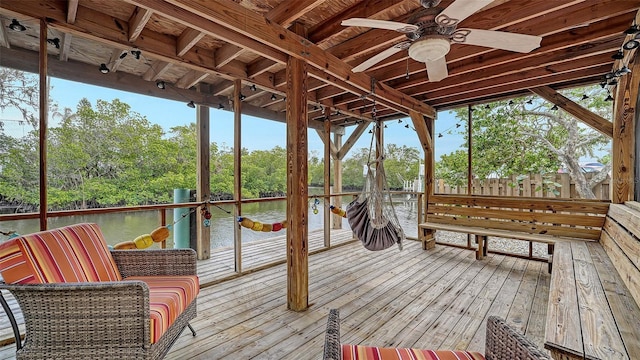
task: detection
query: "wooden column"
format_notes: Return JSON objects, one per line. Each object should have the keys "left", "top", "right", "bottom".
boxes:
{"left": 39, "top": 19, "right": 48, "bottom": 230}
{"left": 286, "top": 22, "right": 308, "bottom": 312}
{"left": 332, "top": 132, "right": 343, "bottom": 230}
{"left": 195, "top": 93, "right": 211, "bottom": 260}
{"left": 233, "top": 79, "right": 243, "bottom": 272}
{"left": 323, "top": 117, "right": 331, "bottom": 247}
{"left": 410, "top": 110, "right": 435, "bottom": 249}
{"left": 612, "top": 55, "right": 640, "bottom": 203}
{"left": 467, "top": 105, "right": 473, "bottom": 249}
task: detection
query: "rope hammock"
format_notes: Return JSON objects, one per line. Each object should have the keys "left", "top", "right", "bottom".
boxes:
{"left": 346, "top": 109, "right": 404, "bottom": 251}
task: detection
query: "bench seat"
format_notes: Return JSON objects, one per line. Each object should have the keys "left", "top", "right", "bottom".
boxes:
{"left": 419, "top": 195, "right": 609, "bottom": 262}
{"left": 544, "top": 203, "right": 640, "bottom": 360}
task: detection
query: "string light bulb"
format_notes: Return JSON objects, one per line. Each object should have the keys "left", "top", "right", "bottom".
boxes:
{"left": 187, "top": 101, "right": 195, "bottom": 108}
{"left": 9, "top": 19, "right": 26, "bottom": 32}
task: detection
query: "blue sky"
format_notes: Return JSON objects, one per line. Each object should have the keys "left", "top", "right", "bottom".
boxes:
{"left": 1, "top": 77, "right": 464, "bottom": 159}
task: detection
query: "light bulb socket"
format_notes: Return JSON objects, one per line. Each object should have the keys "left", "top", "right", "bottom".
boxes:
{"left": 623, "top": 39, "right": 639, "bottom": 50}
{"left": 187, "top": 101, "right": 195, "bottom": 108}
{"left": 99, "top": 63, "right": 110, "bottom": 74}
{"left": 156, "top": 81, "right": 166, "bottom": 89}
{"left": 9, "top": 19, "right": 26, "bottom": 32}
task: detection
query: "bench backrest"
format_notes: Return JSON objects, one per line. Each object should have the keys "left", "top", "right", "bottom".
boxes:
{"left": 427, "top": 195, "right": 610, "bottom": 240}
{"left": 0, "top": 223, "right": 122, "bottom": 284}
{"left": 600, "top": 202, "right": 640, "bottom": 307}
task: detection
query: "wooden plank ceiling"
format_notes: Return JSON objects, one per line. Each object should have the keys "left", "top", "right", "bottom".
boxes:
{"left": 1, "top": 0, "right": 638, "bottom": 129}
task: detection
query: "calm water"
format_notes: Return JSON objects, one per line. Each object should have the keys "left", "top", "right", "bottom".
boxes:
{"left": 0, "top": 196, "right": 419, "bottom": 249}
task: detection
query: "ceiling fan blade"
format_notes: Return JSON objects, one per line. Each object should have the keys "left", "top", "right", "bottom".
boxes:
{"left": 460, "top": 29, "right": 542, "bottom": 53}
{"left": 439, "top": 0, "right": 494, "bottom": 25}
{"left": 426, "top": 56, "right": 448, "bottom": 82}
{"left": 341, "top": 18, "right": 418, "bottom": 33}
{"left": 352, "top": 43, "right": 409, "bottom": 72}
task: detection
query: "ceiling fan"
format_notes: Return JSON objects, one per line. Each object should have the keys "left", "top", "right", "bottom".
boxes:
{"left": 342, "top": 0, "right": 542, "bottom": 82}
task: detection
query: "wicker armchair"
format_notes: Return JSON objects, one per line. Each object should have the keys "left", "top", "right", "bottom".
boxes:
{"left": 0, "top": 224, "right": 199, "bottom": 360}
{"left": 323, "top": 309, "right": 551, "bottom": 360}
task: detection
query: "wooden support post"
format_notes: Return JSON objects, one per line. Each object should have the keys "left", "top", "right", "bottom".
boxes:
{"left": 286, "top": 23, "right": 308, "bottom": 312}
{"left": 323, "top": 117, "right": 331, "bottom": 248}
{"left": 410, "top": 111, "right": 435, "bottom": 250}
{"left": 612, "top": 55, "right": 640, "bottom": 203}
{"left": 332, "top": 132, "right": 343, "bottom": 230}
{"left": 476, "top": 235, "right": 485, "bottom": 260}
{"left": 196, "top": 96, "right": 211, "bottom": 260}
{"left": 39, "top": 19, "right": 48, "bottom": 231}
{"left": 233, "top": 79, "right": 243, "bottom": 272}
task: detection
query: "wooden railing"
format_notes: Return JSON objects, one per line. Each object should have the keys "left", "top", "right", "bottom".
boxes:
{"left": 435, "top": 173, "right": 610, "bottom": 200}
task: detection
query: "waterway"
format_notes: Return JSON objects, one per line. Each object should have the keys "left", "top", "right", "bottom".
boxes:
{"left": 0, "top": 195, "right": 419, "bottom": 249}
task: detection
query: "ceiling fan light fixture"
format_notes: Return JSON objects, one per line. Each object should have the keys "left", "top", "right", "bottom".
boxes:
{"left": 408, "top": 37, "right": 450, "bottom": 63}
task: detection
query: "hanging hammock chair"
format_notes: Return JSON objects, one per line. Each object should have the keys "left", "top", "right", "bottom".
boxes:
{"left": 346, "top": 124, "right": 404, "bottom": 251}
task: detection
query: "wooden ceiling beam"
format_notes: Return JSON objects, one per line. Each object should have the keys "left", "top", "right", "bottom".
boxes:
{"left": 247, "top": 57, "right": 279, "bottom": 78}
{"left": 529, "top": 85, "right": 613, "bottom": 138}
{"left": 215, "top": 44, "right": 245, "bottom": 68}
{"left": 175, "top": 69, "right": 209, "bottom": 89}
{"left": 128, "top": 7, "right": 153, "bottom": 42}
{"left": 176, "top": 28, "right": 205, "bottom": 57}
{"left": 142, "top": 0, "right": 434, "bottom": 117}
{"left": 107, "top": 49, "right": 128, "bottom": 73}
{"left": 375, "top": 13, "right": 631, "bottom": 84}
{"left": 142, "top": 60, "right": 172, "bottom": 81}
{"left": 59, "top": 33, "right": 72, "bottom": 61}
{"left": 429, "top": 65, "right": 610, "bottom": 109}
{"left": 355, "top": 0, "right": 635, "bottom": 79}
{"left": 424, "top": 54, "right": 613, "bottom": 103}
{"left": 67, "top": 0, "right": 79, "bottom": 24}
{"left": 266, "top": 0, "right": 325, "bottom": 29}
{"left": 410, "top": 37, "right": 619, "bottom": 99}
{"left": 0, "top": 19, "right": 9, "bottom": 48}
{"left": 307, "top": 0, "right": 418, "bottom": 45}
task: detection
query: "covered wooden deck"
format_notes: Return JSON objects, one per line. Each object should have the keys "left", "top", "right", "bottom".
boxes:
{"left": 167, "top": 240, "right": 549, "bottom": 359}
{"left": 0, "top": 237, "right": 549, "bottom": 359}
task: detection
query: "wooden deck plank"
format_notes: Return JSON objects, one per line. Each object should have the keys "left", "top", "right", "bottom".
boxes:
{"left": 466, "top": 257, "right": 529, "bottom": 352}
{"left": 571, "top": 241, "right": 628, "bottom": 360}
{"left": 524, "top": 261, "right": 551, "bottom": 350}
{"left": 438, "top": 256, "right": 518, "bottom": 350}
{"left": 587, "top": 242, "right": 640, "bottom": 360}
{"left": 411, "top": 254, "right": 509, "bottom": 349}
{"left": 0, "top": 239, "right": 550, "bottom": 360}
{"left": 544, "top": 241, "right": 583, "bottom": 358}
{"left": 506, "top": 260, "right": 543, "bottom": 333}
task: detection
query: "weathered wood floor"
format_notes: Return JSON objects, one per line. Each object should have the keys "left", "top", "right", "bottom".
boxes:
{"left": 0, "top": 229, "right": 355, "bottom": 350}
{"left": 0, "top": 236, "right": 550, "bottom": 359}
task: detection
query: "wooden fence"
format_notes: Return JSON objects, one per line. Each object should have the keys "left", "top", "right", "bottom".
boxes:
{"left": 435, "top": 173, "right": 610, "bottom": 200}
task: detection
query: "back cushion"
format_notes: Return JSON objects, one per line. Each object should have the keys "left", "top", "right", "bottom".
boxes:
{"left": 0, "top": 223, "right": 122, "bottom": 284}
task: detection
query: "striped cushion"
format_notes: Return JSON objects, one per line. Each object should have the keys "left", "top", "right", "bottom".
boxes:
{"left": 0, "top": 240, "right": 37, "bottom": 284}
{"left": 342, "top": 345, "right": 485, "bottom": 360}
{"left": 126, "top": 275, "right": 199, "bottom": 344}
{"left": 0, "top": 223, "right": 121, "bottom": 284}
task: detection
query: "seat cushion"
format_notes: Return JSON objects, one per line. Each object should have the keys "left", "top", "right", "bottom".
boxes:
{"left": 126, "top": 275, "right": 199, "bottom": 344}
{"left": 342, "top": 344, "right": 485, "bottom": 360}
{"left": 0, "top": 223, "right": 121, "bottom": 284}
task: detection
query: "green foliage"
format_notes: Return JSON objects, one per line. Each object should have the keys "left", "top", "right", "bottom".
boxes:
{"left": 436, "top": 85, "right": 611, "bottom": 198}
{"left": 2, "top": 86, "right": 424, "bottom": 208}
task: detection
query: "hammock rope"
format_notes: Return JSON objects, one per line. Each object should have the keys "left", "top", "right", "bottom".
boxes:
{"left": 346, "top": 81, "right": 404, "bottom": 251}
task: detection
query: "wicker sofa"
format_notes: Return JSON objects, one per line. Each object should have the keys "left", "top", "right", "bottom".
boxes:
{"left": 323, "top": 309, "right": 550, "bottom": 360}
{"left": 0, "top": 223, "right": 199, "bottom": 360}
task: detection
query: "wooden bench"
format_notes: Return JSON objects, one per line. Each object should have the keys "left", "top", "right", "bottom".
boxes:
{"left": 544, "top": 202, "right": 640, "bottom": 360}
{"left": 418, "top": 195, "right": 610, "bottom": 264}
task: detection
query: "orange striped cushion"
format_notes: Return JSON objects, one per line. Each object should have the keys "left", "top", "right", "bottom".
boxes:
{"left": 126, "top": 275, "right": 199, "bottom": 344}
{"left": 0, "top": 240, "right": 37, "bottom": 284}
{"left": 0, "top": 223, "right": 121, "bottom": 284}
{"left": 342, "top": 345, "right": 485, "bottom": 360}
